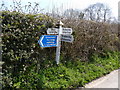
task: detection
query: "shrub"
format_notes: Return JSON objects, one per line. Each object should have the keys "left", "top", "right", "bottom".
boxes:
{"left": 1, "top": 11, "right": 55, "bottom": 88}
{"left": 61, "top": 19, "right": 119, "bottom": 61}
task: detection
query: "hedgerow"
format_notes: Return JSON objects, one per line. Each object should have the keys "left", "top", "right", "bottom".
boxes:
{"left": 61, "top": 19, "right": 119, "bottom": 61}
{"left": 1, "top": 10, "right": 119, "bottom": 89}
{"left": 1, "top": 11, "right": 56, "bottom": 88}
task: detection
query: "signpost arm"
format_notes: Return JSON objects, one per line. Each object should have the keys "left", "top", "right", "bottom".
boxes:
{"left": 55, "top": 21, "right": 63, "bottom": 64}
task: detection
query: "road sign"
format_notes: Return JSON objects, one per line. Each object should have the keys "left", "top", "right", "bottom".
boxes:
{"left": 38, "top": 35, "right": 58, "bottom": 47}
{"left": 38, "top": 21, "right": 73, "bottom": 65}
{"left": 47, "top": 28, "right": 72, "bottom": 35}
{"left": 62, "top": 28, "right": 72, "bottom": 34}
{"left": 47, "top": 28, "right": 59, "bottom": 34}
{"left": 61, "top": 34, "right": 74, "bottom": 43}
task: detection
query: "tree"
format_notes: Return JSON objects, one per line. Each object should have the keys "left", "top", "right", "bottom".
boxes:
{"left": 84, "top": 3, "right": 112, "bottom": 22}
{"left": 63, "top": 9, "right": 83, "bottom": 20}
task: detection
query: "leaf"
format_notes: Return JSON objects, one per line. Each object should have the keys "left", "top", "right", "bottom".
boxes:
{"left": 13, "top": 82, "right": 21, "bottom": 88}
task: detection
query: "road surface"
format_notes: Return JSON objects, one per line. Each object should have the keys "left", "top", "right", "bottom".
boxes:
{"left": 84, "top": 69, "right": 119, "bottom": 89}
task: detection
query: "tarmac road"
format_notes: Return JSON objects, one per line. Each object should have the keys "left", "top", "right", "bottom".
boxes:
{"left": 84, "top": 69, "right": 119, "bottom": 89}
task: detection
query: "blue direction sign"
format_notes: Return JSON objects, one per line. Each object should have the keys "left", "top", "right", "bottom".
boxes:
{"left": 38, "top": 35, "right": 58, "bottom": 47}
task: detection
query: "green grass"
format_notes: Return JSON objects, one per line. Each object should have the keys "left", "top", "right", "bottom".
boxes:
{"left": 10, "top": 51, "right": 120, "bottom": 89}
{"left": 39, "top": 51, "right": 120, "bottom": 88}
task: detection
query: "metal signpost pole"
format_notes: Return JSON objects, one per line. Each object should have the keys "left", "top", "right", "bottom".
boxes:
{"left": 55, "top": 21, "right": 63, "bottom": 64}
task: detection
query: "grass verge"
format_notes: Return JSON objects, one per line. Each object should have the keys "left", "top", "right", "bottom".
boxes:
{"left": 39, "top": 51, "right": 120, "bottom": 88}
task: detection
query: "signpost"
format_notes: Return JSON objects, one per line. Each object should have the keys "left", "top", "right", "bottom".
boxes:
{"left": 38, "top": 35, "right": 57, "bottom": 47}
{"left": 38, "top": 20, "right": 74, "bottom": 64}
{"left": 55, "top": 21, "right": 63, "bottom": 64}
{"left": 62, "top": 28, "right": 72, "bottom": 35}
{"left": 47, "top": 28, "right": 72, "bottom": 35}
{"left": 61, "top": 35, "right": 74, "bottom": 43}
{"left": 47, "top": 28, "right": 59, "bottom": 34}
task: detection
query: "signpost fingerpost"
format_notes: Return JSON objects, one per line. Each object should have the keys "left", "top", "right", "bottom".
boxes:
{"left": 38, "top": 20, "right": 74, "bottom": 64}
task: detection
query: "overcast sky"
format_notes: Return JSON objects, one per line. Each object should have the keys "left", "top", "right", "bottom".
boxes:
{"left": 1, "top": 0, "right": 119, "bottom": 18}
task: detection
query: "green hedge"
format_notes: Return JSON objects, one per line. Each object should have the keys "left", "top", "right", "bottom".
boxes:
{"left": 1, "top": 11, "right": 120, "bottom": 89}
{"left": 1, "top": 11, "right": 56, "bottom": 88}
